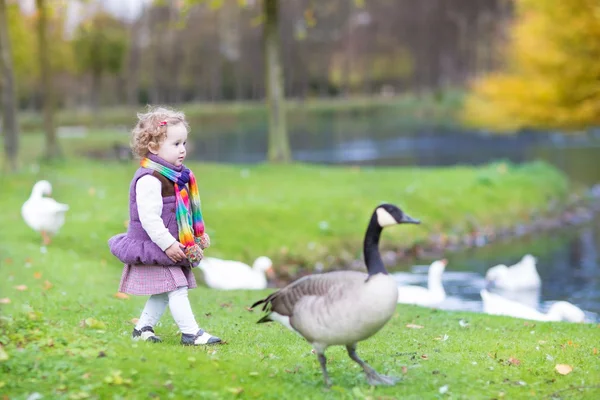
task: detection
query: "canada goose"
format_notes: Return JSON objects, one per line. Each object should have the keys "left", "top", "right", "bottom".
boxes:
{"left": 485, "top": 254, "right": 541, "bottom": 290}
{"left": 480, "top": 289, "right": 585, "bottom": 323}
{"left": 250, "top": 203, "right": 420, "bottom": 386}
{"left": 22, "top": 180, "right": 69, "bottom": 245}
{"left": 198, "top": 256, "right": 274, "bottom": 290}
{"left": 396, "top": 259, "right": 447, "bottom": 306}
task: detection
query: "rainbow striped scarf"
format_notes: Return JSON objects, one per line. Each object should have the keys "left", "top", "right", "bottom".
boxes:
{"left": 141, "top": 157, "right": 205, "bottom": 263}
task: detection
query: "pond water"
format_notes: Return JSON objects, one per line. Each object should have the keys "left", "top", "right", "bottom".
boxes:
{"left": 190, "top": 115, "right": 600, "bottom": 320}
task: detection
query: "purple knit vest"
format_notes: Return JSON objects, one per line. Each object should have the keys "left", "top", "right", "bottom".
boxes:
{"left": 108, "top": 154, "right": 191, "bottom": 267}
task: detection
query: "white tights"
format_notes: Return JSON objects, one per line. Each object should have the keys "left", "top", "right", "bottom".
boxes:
{"left": 135, "top": 286, "right": 199, "bottom": 335}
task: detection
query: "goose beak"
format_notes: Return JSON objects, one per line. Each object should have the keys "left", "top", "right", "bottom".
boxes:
{"left": 400, "top": 214, "right": 420, "bottom": 224}
{"left": 266, "top": 266, "right": 275, "bottom": 279}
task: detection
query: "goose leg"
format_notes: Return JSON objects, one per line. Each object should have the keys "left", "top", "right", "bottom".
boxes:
{"left": 346, "top": 344, "right": 398, "bottom": 386}
{"left": 317, "top": 352, "right": 331, "bottom": 387}
{"left": 41, "top": 231, "right": 51, "bottom": 246}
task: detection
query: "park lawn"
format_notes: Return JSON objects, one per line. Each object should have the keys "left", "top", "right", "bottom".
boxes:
{"left": 1, "top": 243, "right": 599, "bottom": 399}
{"left": 0, "top": 133, "right": 572, "bottom": 269}
{"left": 16, "top": 92, "right": 464, "bottom": 133}
{"left": 1, "top": 140, "right": 598, "bottom": 399}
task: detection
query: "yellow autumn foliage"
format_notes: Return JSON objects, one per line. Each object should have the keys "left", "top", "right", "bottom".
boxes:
{"left": 463, "top": 0, "right": 600, "bottom": 131}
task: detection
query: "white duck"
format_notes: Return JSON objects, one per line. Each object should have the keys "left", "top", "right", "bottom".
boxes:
{"left": 21, "top": 180, "right": 69, "bottom": 245}
{"left": 198, "top": 256, "right": 274, "bottom": 290}
{"left": 485, "top": 254, "right": 541, "bottom": 290}
{"left": 397, "top": 259, "right": 447, "bottom": 307}
{"left": 480, "top": 289, "right": 585, "bottom": 323}
{"left": 251, "top": 203, "right": 421, "bottom": 387}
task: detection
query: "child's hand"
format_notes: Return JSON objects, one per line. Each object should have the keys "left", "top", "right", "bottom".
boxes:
{"left": 165, "top": 241, "right": 186, "bottom": 262}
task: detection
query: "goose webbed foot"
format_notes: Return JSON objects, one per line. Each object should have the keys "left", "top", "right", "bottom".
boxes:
{"left": 365, "top": 371, "right": 399, "bottom": 386}
{"left": 317, "top": 352, "right": 332, "bottom": 387}
{"left": 346, "top": 344, "right": 398, "bottom": 386}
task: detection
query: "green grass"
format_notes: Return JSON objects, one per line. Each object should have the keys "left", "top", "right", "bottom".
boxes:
{"left": 1, "top": 140, "right": 598, "bottom": 399}
{"left": 1, "top": 143, "right": 571, "bottom": 270}
{"left": 17, "top": 91, "right": 464, "bottom": 133}
{"left": 1, "top": 250, "right": 599, "bottom": 399}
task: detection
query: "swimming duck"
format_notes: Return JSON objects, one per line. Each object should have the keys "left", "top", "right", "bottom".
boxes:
{"left": 250, "top": 203, "right": 420, "bottom": 387}
{"left": 396, "top": 259, "right": 447, "bottom": 306}
{"left": 480, "top": 289, "right": 585, "bottom": 323}
{"left": 485, "top": 254, "right": 541, "bottom": 290}
{"left": 198, "top": 256, "right": 274, "bottom": 290}
{"left": 21, "top": 180, "right": 69, "bottom": 245}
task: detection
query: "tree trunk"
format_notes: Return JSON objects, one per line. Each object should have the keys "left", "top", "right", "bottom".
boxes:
{"left": 36, "top": 0, "right": 59, "bottom": 159}
{"left": 0, "top": 0, "right": 19, "bottom": 171}
{"left": 263, "top": 0, "right": 291, "bottom": 164}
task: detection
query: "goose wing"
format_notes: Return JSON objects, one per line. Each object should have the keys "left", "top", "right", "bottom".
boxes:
{"left": 251, "top": 271, "right": 366, "bottom": 319}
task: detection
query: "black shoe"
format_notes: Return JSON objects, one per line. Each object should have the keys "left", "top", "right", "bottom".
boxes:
{"left": 132, "top": 326, "right": 162, "bottom": 343}
{"left": 181, "top": 329, "right": 222, "bottom": 345}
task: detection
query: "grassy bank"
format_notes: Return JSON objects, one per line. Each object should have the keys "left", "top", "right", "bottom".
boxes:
{"left": 1, "top": 236, "right": 599, "bottom": 399}
{"left": 17, "top": 91, "right": 464, "bottom": 134}
{"left": 0, "top": 154, "right": 571, "bottom": 270}
{"left": 2, "top": 153, "right": 599, "bottom": 398}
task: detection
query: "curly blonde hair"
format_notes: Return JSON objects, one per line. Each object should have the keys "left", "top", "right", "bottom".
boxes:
{"left": 130, "top": 105, "right": 190, "bottom": 159}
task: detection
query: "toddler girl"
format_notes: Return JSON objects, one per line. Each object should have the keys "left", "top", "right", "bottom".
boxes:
{"left": 108, "top": 106, "right": 221, "bottom": 346}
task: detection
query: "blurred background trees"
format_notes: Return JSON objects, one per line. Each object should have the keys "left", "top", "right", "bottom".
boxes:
{"left": 4, "top": 0, "right": 510, "bottom": 109}
{"left": 0, "top": 0, "right": 19, "bottom": 171}
{"left": 463, "top": 0, "right": 600, "bottom": 132}
{"left": 5, "top": 0, "right": 600, "bottom": 163}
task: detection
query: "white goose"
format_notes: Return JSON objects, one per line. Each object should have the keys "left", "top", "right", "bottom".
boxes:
{"left": 198, "top": 256, "right": 274, "bottom": 290}
{"left": 480, "top": 289, "right": 585, "bottom": 323}
{"left": 251, "top": 204, "right": 420, "bottom": 387}
{"left": 485, "top": 254, "right": 541, "bottom": 291}
{"left": 21, "top": 180, "right": 69, "bottom": 245}
{"left": 396, "top": 259, "right": 447, "bottom": 307}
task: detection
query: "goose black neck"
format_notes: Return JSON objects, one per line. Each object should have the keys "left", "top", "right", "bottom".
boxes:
{"left": 364, "top": 214, "right": 387, "bottom": 276}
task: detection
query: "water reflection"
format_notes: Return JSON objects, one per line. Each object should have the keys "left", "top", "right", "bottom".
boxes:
{"left": 392, "top": 219, "right": 600, "bottom": 321}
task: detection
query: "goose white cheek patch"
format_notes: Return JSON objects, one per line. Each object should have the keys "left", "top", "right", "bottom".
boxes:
{"left": 376, "top": 208, "right": 397, "bottom": 227}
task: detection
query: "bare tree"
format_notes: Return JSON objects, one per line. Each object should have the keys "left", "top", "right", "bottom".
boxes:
{"left": 36, "top": 0, "right": 60, "bottom": 159}
{"left": 0, "top": 0, "right": 19, "bottom": 171}
{"left": 264, "top": 0, "right": 291, "bottom": 163}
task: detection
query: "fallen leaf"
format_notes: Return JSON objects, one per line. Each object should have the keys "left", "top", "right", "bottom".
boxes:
{"left": 33, "top": 272, "right": 42, "bottom": 279}
{"left": 508, "top": 357, "right": 521, "bottom": 366}
{"left": 555, "top": 364, "right": 573, "bottom": 375}
{"left": 43, "top": 281, "right": 53, "bottom": 290}
{"left": 401, "top": 366, "right": 408, "bottom": 374}
{"left": 130, "top": 318, "right": 139, "bottom": 325}
{"left": 406, "top": 323, "right": 424, "bottom": 329}
{"left": 421, "top": 354, "right": 429, "bottom": 360}
{"left": 88, "top": 187, "right": 96, "bottom": 196}
{"left": 3, "top": 258, "right": 12, "bottom": 264}
{"left": 83, "top": 317, "right": 106, "bottom": 330}
{"left": 0, "top": 298, "right": 10, "bottom": 304}
{"left": 245, "top": 307, "right": 254, "bottom": 312}
{"left": 226, "top": 387, "right": 243, "bottom": 395}
{"left": 594, "top": 348, "right": 597, "bottom": 355}
{"left": 114, "top": 292, "right": 129, "bottom": 300}
{"left": 14, "top": 285, "right": 27, "bottom": 291}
